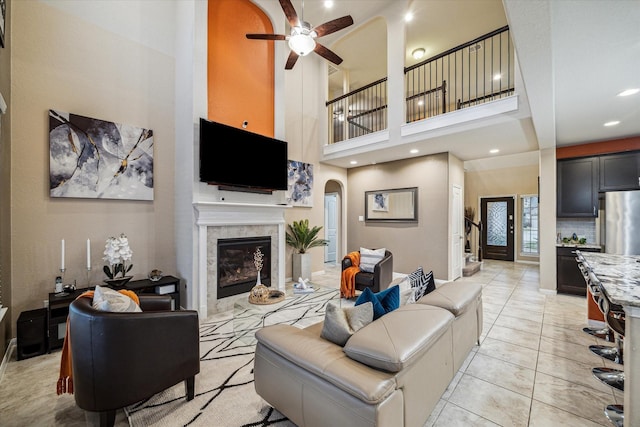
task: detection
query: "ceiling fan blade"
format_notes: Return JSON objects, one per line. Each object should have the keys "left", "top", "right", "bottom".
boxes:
{"left": 285, "top": 51, "right": 299, "bottom": 70}
{"left": 314, "top": 42, "right": 343, "bottom": 66}
{"left": 313, "top": 16, "right": 354, "bottom": 38}
{"left": 246, "top": 34, "right": 287, "bottom": 41}
{"left": 279, "top": 0, "right": 299, "bottom": 28}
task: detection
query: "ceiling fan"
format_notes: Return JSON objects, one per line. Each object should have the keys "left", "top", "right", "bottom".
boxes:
{"left": 246, "top": 0, "right": 354, "bottom": 70}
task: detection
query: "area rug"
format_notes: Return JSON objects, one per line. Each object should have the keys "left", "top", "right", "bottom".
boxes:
{"left": 125, "top": 290, "right": 345, "bottom": 426}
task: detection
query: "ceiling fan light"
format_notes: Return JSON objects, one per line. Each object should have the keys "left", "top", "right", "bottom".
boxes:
{"left": 289, "top": 33, "right": 316, "bottom": 56}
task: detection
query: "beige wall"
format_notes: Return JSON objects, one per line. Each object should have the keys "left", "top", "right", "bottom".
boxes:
{"left": 464, "top": 164, "right": 539, "bottom": 262}
{"left": 0, "top": 0, "right": 13, "bottom": 351}
{"left": 345, "top": 153, "right": 451, "bottom": 279}
{"left": 7, "top": 2, "right": 176, "bottom": 334}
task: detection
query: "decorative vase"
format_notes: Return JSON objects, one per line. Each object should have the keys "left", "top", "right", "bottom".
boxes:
{"left": 292, "top": 253, "right": 312, "bottom": 282}
{"left": 103, "top": 276, "right": 133, "bottom": 288}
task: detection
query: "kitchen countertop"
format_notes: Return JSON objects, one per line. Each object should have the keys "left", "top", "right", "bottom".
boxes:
{"left": 579, "top": 252, "right": 640, "bottom": 308}
{"left": 556, "top": 243, "right": 603, "bottom": 250}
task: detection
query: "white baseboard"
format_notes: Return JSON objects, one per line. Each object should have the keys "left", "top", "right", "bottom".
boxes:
{"left": 0, "top": 338, "right": 16, "bottom": 383}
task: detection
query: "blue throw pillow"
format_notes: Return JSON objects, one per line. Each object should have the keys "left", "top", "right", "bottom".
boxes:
{"left": 355, "top": 285, "right": 400, "bottom": 320}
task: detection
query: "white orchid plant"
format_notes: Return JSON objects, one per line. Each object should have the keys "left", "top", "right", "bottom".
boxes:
{"left": 103, "top": 233, "right": 133, "bottom": 279}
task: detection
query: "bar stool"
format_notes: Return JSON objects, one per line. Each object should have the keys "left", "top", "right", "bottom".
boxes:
{"left": 591, "top": 279, "right": 624, "bottom": 392}
{"left": 604, "top": 404, "right": 623, "bottom": 427}
{"left": 577, "top": 255, "right": 614, "bottom": 342}
{"left": 588, "top": 271, "right": 623, "bottom": 364}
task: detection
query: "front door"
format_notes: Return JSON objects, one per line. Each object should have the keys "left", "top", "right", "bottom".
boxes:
{"left": 481, "top": 196, "right": 515, "bottom": 261}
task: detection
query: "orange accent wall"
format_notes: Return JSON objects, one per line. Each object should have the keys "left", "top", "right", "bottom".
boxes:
{"left": 556, "top": 136, "right": 640, "bottom": 159}
{"left": 208, "top": 0, "right": 274, "bottom": 137}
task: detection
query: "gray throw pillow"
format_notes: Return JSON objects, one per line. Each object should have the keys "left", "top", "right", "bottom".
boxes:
{"left": 92, "top": 285, "right": 141, "bottom": 312}
{"left": 321, "top": 302, "right": 374, "bottom": 346}
{"left": 360, "top": 247, "right": 386, "bottom": 273}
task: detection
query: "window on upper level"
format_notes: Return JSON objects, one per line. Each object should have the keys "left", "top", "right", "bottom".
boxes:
{"left": 521, "top": 194, "right": 539, "bottom": 256}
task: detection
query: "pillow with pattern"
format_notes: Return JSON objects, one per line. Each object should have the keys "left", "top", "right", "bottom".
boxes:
{"left": 408, "top": 267, "right": 436, "bottom": 301}
{"left": 359, "top": 247, "right": 386, "bottom": 273}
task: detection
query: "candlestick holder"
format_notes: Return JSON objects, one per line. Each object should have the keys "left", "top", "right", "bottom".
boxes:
{"left": 86, "top": 267, "right": 92, "bottom": 287}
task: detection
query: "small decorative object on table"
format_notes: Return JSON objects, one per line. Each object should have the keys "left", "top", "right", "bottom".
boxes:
{"left": 103, "top": 233, "right": 133, "bottom": 287}
{"left": 148, "top": 269, "right": 163, "bottom": 282}
{"left": 248, "top": 248, "right": 285, "bottom": 304}
{"left": 293, "top": 277, "right": 315, "bottom": 294}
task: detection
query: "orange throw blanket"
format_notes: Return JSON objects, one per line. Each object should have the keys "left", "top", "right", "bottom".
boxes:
{"left": 56, "top": 289, "right": 139, "bottom": 395}
{"left": 341, "top": 251, "right": 360, "bottom": 298}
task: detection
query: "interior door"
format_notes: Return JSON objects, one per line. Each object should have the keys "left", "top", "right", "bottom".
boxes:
{"left": 451, "top": 185, "right": 463, "bottom": 279}
{"left": 324, "top": 193, "right": 338, "bottom": 263}
{"left": 481, "top": 196, "right": 515, "bottom": 261}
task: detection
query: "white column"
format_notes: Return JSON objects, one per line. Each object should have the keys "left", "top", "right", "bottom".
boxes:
{"left": 624, "top": 306, "right": 640, "bottom": 425}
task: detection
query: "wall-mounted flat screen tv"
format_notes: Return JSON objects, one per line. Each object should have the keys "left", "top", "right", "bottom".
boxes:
{"left": 199, "top": 118, "right": 288, "bottom": 192}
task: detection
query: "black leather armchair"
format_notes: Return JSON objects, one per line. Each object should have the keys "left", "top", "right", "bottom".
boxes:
{"left": 69, "top": 295, "right": 200, "bottom": 427}
{"left": 341, "top": 250, "right": 393, "bottom": 294}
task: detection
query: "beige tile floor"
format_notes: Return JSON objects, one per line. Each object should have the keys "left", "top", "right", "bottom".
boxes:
{"left": 0, "top": 260, "right": 621, "bottom": 426}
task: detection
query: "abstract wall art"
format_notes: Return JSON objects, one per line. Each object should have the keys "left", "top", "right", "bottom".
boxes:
{"left": 285, "top": 160, "right": 313, "bottom": 207}
{"left": 49, "top": 110, "right": 154, "bottom": 200}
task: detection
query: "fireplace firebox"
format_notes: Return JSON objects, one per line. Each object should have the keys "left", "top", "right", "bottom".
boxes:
{"left": 217, "top": 236, "right": 271, "bottom": 298}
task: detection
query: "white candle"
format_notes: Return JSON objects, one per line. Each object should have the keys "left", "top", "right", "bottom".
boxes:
{"left": 86, "top": 238, "right": 91, "bottom": 270}
{"left": 61, "top": 239, "right": 65, "bottom": 270}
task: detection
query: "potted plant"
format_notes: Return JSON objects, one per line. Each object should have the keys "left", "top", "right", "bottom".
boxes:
{"left": 286, "top": 219, "right": 328, "bottom": 281}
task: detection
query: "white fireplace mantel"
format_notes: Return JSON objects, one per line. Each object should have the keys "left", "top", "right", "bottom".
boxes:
{"left": 193, "top": 202, "right": 290, "bottom": 318}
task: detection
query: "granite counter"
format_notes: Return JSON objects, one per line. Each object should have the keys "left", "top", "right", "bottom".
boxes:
{"left": 579, "top": 251, "right": 640, "bottom": 426}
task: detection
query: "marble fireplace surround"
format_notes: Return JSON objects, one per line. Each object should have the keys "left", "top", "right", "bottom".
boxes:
{"left": 194, "top": 202, "right": 288, "bottom": 318}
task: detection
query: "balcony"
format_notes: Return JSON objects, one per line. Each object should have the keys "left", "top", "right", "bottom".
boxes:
{"left": 323, "top": 26, "right": 526, "bottom": 166}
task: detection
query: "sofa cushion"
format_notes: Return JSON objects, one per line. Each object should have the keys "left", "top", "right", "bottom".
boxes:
{"left": 417, "top": 281, "right": 482, "bottom": 317}
{"left": 92, "top": 285, "right": 141, "bottom": 312}
{"left": 321, "top": 302, "right": 374, "bottom": 346}
{"left": 355, "top": 285, "right": 399, "bottom": 320}
{"left": 344, "top": 304, "right": 454, "bottom": 372}
{"left": 408, "top": 267, "right": 436, "bottom": 301}
{"left": 360, "top": 247, "right": 386, "bottom": 273}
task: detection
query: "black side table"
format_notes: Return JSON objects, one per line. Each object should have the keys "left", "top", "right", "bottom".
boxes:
{"left": 17, "top": 308, "right": 48, "bottom": 360}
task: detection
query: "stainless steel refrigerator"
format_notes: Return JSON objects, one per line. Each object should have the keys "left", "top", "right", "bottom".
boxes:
{"left": 604, "top": 190, "right": 640, "bottom": 255}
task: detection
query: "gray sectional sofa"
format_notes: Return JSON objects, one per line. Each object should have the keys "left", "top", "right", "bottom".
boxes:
{"left": 253, "top": 280, "right": 483, "bottom": 427}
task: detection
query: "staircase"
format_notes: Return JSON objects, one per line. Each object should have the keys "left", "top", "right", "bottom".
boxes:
{"left": 462, "top": 253, "right": 482, "bottom": 277}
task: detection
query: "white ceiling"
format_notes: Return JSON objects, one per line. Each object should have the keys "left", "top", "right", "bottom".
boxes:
{"left": 268, "top": 0, "right": 640, "bottom": 167}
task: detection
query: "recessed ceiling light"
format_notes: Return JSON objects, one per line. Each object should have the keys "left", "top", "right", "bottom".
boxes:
{"left": 350, "top": 160, "right": 358, "bottom": 165}
{"left": 604, "top": 121, "right": 620, "bottom": 127}
{"left": 410, "top": 149, "right": 419, "bottom": 154}
{"left": 412, "top": 48, "right": 425, "bottom": 60}
{"left": 417, "top": 100, "right": 424, "bottom": 106}
{"left": 323, "top": 0, "right": 334, "bottom": 8}
{"left": 489, "top": 149, "right": 500, "bottom": 154}
{"left": 493, "top": 73, "right": 501, "bottom": 81}
{"left": 618, "top": 88, "right": 639, "bottom": 97}
{"left": 405, "top": 12, "right": 414, "bottom": 22}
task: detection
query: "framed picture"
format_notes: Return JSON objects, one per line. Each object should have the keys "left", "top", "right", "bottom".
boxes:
{"left": 49, "top": 110, "right": 154, "bottom": 200}
{"left": 285, "top": 160, "right": 313, "bottom": 207}
{"left": 365, "top": 187, "right": 418, "bottom": 222}
{"left": 0, "top": 0, "right": 6, "bottom": 48}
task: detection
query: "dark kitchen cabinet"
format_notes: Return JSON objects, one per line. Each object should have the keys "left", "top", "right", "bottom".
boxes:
{"left": 599, "top": 151, "right": 640, "bottom": 191}
{"left": 557, "top": 157, "right": 599, "bottom": 217}
{"left": 557, "top": 246, "right": 602, "bottom": 295}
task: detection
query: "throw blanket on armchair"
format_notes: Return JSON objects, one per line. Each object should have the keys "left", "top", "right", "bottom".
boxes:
{"left": 341, "top": 251, "right": 360, "bottom": 298}
{"left": 56, "top": 289, "right": 139, "bottom": 395}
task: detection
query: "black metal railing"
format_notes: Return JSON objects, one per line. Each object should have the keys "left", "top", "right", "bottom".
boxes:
{"left": 465, "top": 217, "right": 483, "bottom": 262}
{"left": 405, "top": 26, "right": 513, "bottom": 121}
{"left": 326, "top": 78, "right": 387, "bottom": 144}
{"left": 326, "top": 26, "right": 514, "bottom": 144}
